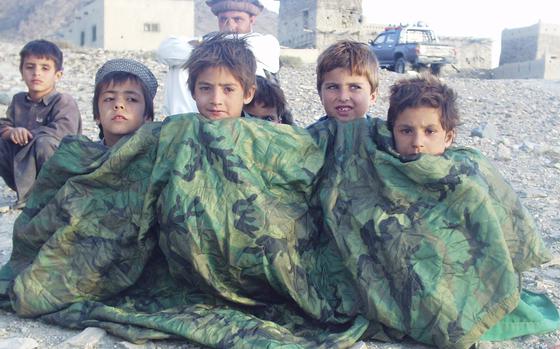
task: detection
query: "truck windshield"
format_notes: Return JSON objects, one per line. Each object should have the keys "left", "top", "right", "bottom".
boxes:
{"left": 400, "top": 29, "right": 435, "bottom": 44}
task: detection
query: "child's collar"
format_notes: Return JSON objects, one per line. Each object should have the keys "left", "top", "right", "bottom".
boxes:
{"left": 25, "top": 89, "right": 58, "bottom": 105}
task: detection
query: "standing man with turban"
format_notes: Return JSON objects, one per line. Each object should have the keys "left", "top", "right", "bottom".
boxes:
{"left": 157, "top": 0, "right": 280, "bottom": 116}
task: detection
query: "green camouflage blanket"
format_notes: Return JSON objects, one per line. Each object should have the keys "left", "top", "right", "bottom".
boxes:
{"left": 0, "top": 115, "right": 553, "bottom": 348}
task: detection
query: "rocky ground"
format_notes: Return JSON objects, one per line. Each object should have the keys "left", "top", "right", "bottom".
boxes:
{"left": 0, "top": 39, "right": 559, "bottom": 349}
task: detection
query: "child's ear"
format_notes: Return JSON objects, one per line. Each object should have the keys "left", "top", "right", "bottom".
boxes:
{"left": 369, "top": 88, "right": 378, "bottom": 105}
{"left": 243, "top": 84, "right": 256, "bottom": 105}
{"left": 444, "top": 129, "right": 455, "bottom": 148}
{"left": 55, "top": 70, "right": 63, "bottom": 82}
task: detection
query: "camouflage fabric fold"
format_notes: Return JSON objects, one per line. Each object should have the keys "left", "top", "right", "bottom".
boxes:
{"left": 0, "top": 115, "right": 553, "bottom": 349}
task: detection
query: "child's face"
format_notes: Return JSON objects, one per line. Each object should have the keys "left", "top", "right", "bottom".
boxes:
{"left": 96, "top": 79, "right": 148, "bottom": 147}
{"left": 393, "top": 106, "right": 454, "bottom": 156}
{"left": 319, "top": 67, "right": 377, "bottom": 122}
{"left": 244, "top": 102, "right": 281, "bottom": 123}
{"left": 20, "top": 55, "right": 62, "bottom": 101}
{"left": 193, "top": 66, "right": 255, "bottom": 120}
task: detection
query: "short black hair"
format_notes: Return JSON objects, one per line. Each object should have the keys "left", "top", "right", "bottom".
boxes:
{"left": 246, "top": 76, "right": 286, "bottom": 115}
{"left": 19, "top": 39, "right": 63, "bottom": 72}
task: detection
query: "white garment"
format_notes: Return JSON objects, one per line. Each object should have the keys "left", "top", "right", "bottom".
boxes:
{"left": 157, "top": 33, "right": 280, "bottom": 116}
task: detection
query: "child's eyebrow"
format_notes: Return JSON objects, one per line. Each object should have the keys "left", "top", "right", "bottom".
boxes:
{"left": 196, "top": 81, "right": 237, "bottom": 88}
{"left": 396, "top": 122, "right": 441, "bottom": 128}
{"left": 101, "top": 89, "right": 142, "bottom": 96}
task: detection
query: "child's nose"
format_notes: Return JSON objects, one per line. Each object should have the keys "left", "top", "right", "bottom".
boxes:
{"left": 210, "top": 91, "right": 223, "bottom": 104}
{"left": 338, "top": 88, "right": 350, "bottom": 101}
{"left": 412, "top": 133, "right": 424, "bottom": 148}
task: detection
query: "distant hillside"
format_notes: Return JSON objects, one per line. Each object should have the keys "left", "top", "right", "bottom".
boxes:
{"left": 0, "top": 0, "right": 277, "bottom": 43}
{"left": 0, "top": 0, "right": 87, "bottom": 41}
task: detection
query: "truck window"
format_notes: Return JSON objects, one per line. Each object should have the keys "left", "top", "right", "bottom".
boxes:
{"left": 401, "top": 29, "right": 434, "bottom": 44}
{"left": 373, "top": 34, "right": 386, "bottom": 45}
{"left": 385, "top": 33, "right": 396, "bottom": 45}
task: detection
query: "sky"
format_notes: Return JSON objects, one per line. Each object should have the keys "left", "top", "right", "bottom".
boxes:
{"left": 259, "top": 0, "right": 559, "bottom": 67}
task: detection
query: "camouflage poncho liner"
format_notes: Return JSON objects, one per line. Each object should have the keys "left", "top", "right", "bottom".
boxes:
{"left": 0, "top": 115, "right": 555, "bottom": 348}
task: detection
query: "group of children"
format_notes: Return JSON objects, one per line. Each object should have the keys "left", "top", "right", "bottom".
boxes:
{"left": 1, "top": 32, "right": 556, "bottom": 349}
{"left": 0, "top": 33, "right": 459, "bottom": 209}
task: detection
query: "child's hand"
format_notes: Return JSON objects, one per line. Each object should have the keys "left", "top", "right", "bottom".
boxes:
{"left": 9, "top": 127, "right": 33, "bottom": 146}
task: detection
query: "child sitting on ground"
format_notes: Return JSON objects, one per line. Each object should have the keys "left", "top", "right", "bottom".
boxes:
{"left": 184, "top": 33, "right": 256, "bottom": 120}
{"left": 93, "top": 58, "right": 158, "bottom": 147}
{"left": 386, "top": 74, "right": 458, "bottom": 156}
{"left": 0, "top": 39, "right": 82, "bottom": 209}
{"left": 244, "top": 76, "right": 293, "bottom": 125}
{"left": 312, "top": 40, "right": 379, "bottom": 124}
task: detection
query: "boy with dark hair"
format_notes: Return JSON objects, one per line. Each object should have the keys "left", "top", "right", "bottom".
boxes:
{"left": 314, "top": 40, "right": 379, "bottom": 123}
{"left": 0, "top": 39, "right": 81, "bottom": 209}
{"left": 244, "top": 76, "right": 293, "bottom": 125}
{"left": 93, "top": 58, "right": 158, "bottom": 147}
{"left": 184, "top": 33, "right": 256, "bottom": 120}
{"left": 387, "top": 74, "right": 459, "bottom": 156}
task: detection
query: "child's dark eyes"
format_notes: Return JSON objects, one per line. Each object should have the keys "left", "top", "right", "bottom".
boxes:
{"left": 325, "top": 84, "right": 338, "bottom": 90}
{"left": 349, "top": 84, "right": 362, "bottom": 90}
{"left": 398, "top": 128, "right": 412, "bottom": 135}
{"left": 425, "top": 128, "right": 437, "bottom": 135}
{"left": 103, "top": 97, "right": 114, "bottom": 102}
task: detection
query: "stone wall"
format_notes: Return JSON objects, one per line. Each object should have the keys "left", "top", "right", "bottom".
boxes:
{"left": 279, "top": 0, "right": 373, "bottom": 50}
{"left": 500, "top": 23, "right": 541, "bottom": 65}
{"left": 493, "top": 54, "right": 560, "bottom": 80}
{"left": 278, "top": 0, "right": 317, "bottom": 48}
{"left": 59, "top": 0, "right": 194, "bottom": 51}
{"left": 497, "top": 22, "right": 560, "bottom": 79}
{"left": 440, "top": 36, "right": 493, "bottom": 70}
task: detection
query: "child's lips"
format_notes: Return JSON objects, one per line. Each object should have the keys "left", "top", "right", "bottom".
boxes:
{"left": 112, "top": 115, "right": 128, "bottom": 121}
{"left": 335, "top": 105, "right": 353, "bottom": 115}
{"left": 208, "top": 109, "right": 226, "bottom": 117}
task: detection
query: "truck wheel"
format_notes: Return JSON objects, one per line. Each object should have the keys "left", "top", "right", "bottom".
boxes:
{"left": 431, "top": 64, "right": 442, "bottom": 75}
{"left": 395, "top": 58, "right": 410, "bottom": 74}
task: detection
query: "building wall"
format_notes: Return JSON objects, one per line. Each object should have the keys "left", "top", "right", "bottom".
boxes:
{"left": 440, "top": 37, "right": 493, "bottom": 70}
{"left": 279, "top": 0, "right": 371, "bottom": 50}
{"left": 497, "top": 22, "right": 560, "bottom": 79}
{"left": 278, "top": 0, "right": 317, "bottom": 48}
{"left": 500, "top": 22, "right": 560, "bottom": 64}
{"left": 538, "top": 23, "right": 560, "bottom": 59}
{"left": 104, "top": 0, "right": 194, "bottom": 51}
{"left": 59, "top": 0, "right": 194, "bottom": 51}
{"left": 313, "top": 0, "right": 363, "bottom": 50}
{"left": 493, "top": 57, "right": 546, "bottom": 79}
{"left": 499, "top": 23, "right": 540, "bottom": 65}
{"left": 493, "top": 54, "right": 560, "bottom": 80}
{"left": 544, "top": 54, "right": 560, "bottom": 79}
{"left": 60, "top": 0, "right": 104, "bottom": 49}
